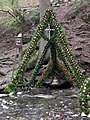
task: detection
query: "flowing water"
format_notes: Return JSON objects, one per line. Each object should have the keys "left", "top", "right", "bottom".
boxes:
{"left": 0, "top": 88, "right": 89, "bottom": 120}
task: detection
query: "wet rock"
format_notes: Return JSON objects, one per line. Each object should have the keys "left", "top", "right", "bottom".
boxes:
{"left": 88, "top": 114, "right": 90, "bottom": 118}
{"left": 67, "top": 94, "right": 78, "bottom": 98}
{"left": 6, "top": 116, "right": 10, "bottom": 119}
{"left": 0, "top": 94, "right": 8, "bottom": 98}
{"left": 17, "top": 92, "right": 23, "bottom": 96}
{"left": 81, "top": 112, "right": 87, "bottom": 117}
{"left": 65, "top": 111, "right": 73, "bottom": 115}
{"left": 2, "top": 99, "right": 7, "bottom": 104}
{"left": 0, "top": 71, "right": 6, "bottom": 76}
{"left": 9, "top": 92, "right": 14, "bottom": 97}
{"left": 1, "top": 104, "right": 9, "bottom": 109}
{"left": 33, "top": 94, "right": 55, "bottom": 99}
{"left": 17, "top": 117, "right": 28, "bottom": 120}
{"left": 21, "top": 94, "right": 31, "bottom": 99}
{"left": 72, "top": 114, "right": 79, "bottom": 117}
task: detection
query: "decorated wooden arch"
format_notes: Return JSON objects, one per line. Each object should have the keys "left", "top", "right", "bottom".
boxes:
{"left": 4, "top": 9, "right": 90, "bottom": 115}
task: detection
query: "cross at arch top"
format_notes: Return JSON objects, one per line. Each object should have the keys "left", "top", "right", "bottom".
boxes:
{"left": 45, "top": 24, "right": 55, "bottom": 40}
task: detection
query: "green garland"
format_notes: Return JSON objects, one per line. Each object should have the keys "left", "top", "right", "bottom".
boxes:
{"left": 35, "top": 60, "right": 54, "bottom": 87}
{"left": 4, "top": 9, "right": 90, "bottom": 115}
{"left": 29, "top": 41, "right": 50, "bottom": 86}
{"left": 4, "top": 9, "right": 49, "bottom": 93}
{"left": 56, "top": 59, "right": 76, "bottom": 86}
{"left": 79, "top": 77, "right": 90, "bottom": 115}
{"left": 50, "top": 11, "right": 84, "bottom": 87}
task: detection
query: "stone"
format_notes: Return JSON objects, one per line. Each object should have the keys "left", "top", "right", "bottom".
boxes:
{"left": 72, "top": 114, "right": 79, "bottom": 117}
{"left": 33, "top": 94, "right": 55, "bottom": 99}
{"left": 81, "top": 112, "right": 87, "bottom": 117}
{"left": 17, "top": 92, "right": 22, "bottom": 96}
{"left": 51, "top": 77, "right": 59, "bottom": 86}
{"left": 1, "top": 104, "right": 9, "bottom": 109}
{"left": 88, "top": 114, "right": 90, "bottom": 118}
{"left": 0, "top": 94, "right": 8, "bottom": 98}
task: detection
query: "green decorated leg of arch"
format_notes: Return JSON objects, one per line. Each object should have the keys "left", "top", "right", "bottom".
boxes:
{"left": 35, "top": 41, "right": 57, "bottom": 87}
{"left": 79, "top": 77, "right": 90, "bottom": 115}
{"left": 56, "top": 45, "right": 78, "bottom": 86}
{"left": 35, "top": 60, "right": 54, "bottom": 87}
{"left": 29, "top": 41, "right": 50, "bottom": 86}
{"left": 50, "top": 11, "right": 84, "bottom": 87}
{"left": 56, "top": 30, "right": 83, "bottom": 87}
{"left": 4, "top": 9, "right": 50, "bottom": 93}
{"left": 4, "top": 34, "right": 41, "bottom": 93}
{"left": 56, "top": 59, "right": 76, "bottom": 86}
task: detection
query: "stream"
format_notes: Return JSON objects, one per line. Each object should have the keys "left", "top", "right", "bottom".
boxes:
{"left": 0, "top": 88, "right": 89, "bottom": 120}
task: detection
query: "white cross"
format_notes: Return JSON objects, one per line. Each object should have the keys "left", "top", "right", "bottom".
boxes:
{"left": 45, "top": 24, "right": 55, "bottom": 40}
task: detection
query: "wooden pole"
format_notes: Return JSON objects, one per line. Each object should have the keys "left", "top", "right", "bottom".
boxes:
{"left": 39, "top": 0, "right": 52, "bottom": 60}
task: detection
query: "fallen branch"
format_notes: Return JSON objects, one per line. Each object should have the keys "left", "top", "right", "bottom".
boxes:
{"left": 0, "top": 8, "right": 21, "bottom": 24}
